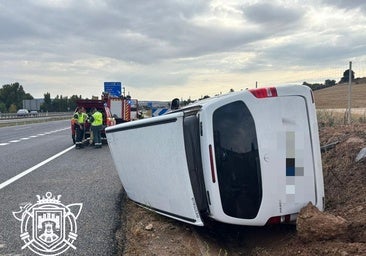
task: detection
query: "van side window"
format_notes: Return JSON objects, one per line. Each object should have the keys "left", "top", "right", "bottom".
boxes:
{"left": 213, "top": 101, "right": 262, "bottom": 219}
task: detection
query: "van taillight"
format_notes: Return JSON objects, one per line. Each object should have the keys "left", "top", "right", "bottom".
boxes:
{"left": 249, "top": 87, "right": 278, "bottom": 98}
{"left": 266, "top": 214, "right": 291, "bottom": 225}
{"left": 209, "top": 145, "right": 216, "bottom": 183}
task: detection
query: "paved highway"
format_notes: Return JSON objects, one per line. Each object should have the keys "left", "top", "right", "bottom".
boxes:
{"left": 0, "top": 120, "right": 123, "bottom": 255}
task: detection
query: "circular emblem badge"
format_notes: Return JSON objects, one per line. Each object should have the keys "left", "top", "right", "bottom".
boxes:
{"left": 13, "top": 192, "right": 82, "bottom": 256}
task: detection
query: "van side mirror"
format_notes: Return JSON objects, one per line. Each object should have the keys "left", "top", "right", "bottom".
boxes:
{"left": 171, "top": 98, "right": 180, "bottom": 110}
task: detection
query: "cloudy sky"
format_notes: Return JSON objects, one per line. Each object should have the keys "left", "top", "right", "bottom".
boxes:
{"left": 1, "top": 0, "right": 366, "bottom": 101}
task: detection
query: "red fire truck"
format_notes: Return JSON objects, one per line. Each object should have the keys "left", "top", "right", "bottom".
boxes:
{"left": 71, "top": 93, "right": 135, "bottom": 144}
{"left": 101, "top": 92, "right": 138, "bottom": 124}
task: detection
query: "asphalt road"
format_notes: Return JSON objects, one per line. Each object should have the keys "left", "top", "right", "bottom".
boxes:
{"left": 0, "top": 120, "right": 123, "bottom": 255}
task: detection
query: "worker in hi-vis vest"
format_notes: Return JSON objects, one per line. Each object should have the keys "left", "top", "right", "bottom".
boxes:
{"left": 73, "top": 107, "right": 88, "bottom": 149}
{"left": 89, "top": 107, "right": 103, "bottom": 148}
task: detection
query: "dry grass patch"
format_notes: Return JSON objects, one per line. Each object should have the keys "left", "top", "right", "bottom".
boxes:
{"left": 314, "top": 83, "right": 366, "bottom": 109}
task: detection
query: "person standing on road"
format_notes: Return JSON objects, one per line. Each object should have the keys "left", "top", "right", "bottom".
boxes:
{"left": 89, "top": 108, "right": 103, "bottom": 148}
{"left": 73, "top": 107, "right": 88, "bottom": 149}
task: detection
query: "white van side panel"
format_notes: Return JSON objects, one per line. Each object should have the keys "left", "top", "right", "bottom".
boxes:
{"left": 106, "top": 114, "right": 204, "bottom": 226}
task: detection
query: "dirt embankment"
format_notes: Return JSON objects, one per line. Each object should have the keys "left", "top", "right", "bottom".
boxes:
{"left": 116, "top": 124, "right": 366, "bottom": 256}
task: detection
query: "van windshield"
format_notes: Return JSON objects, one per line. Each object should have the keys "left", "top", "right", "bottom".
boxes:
{"left": 213, "top": 101, "right": 262, "bottom": 219}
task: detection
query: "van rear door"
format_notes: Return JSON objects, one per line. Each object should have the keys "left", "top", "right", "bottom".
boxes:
{"left": 251, "top": 87, "right": 321, "bottom": 221}
{"left": 106, "top": 112, "right": 205, "bottom": 226}
{"left": 199, "top": 86, "right": 322, "bottom": 226}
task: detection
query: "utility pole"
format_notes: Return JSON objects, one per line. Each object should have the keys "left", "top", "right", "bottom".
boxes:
{"left": 347, "top": 61, "right": 352, "bottom": 125}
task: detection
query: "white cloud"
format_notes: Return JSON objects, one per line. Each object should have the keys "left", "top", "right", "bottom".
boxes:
{"left": 1, "top": 0, "right": 366, "bottom": 101}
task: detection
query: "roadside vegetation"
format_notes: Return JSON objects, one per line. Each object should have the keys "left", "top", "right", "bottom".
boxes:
{"left": 317, "top": 110, "right": 366, "bottom": 127}
{"left": 0, "top": 82, "right": 81, "bottom": 113}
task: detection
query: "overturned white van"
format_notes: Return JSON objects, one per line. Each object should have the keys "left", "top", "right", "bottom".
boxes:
{"left": 106, "top": 85, "right": 324, "bottom": 226}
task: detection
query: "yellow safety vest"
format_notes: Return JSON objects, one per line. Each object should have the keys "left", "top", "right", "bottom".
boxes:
{"left": 74, "top": 112, "right": 87, "bottom": 124}
{"left": 92, "top": 111, "right": 103, "bottom": 126}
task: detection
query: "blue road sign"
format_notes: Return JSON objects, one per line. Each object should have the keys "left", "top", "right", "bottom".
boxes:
{"left": 104, "top": 82, "right": 122, "bottom": 97}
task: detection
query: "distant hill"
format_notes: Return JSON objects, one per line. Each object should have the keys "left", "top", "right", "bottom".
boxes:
{"left": 313, "top": 83, "right": 366, "bottom": 109}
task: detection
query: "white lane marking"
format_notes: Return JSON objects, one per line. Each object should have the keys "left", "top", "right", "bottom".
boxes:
{"left": 0, "top": 145, "right": 75, "bottom": 190}
{"left": 0, "top": 127, "right": 69, "bottom": 146}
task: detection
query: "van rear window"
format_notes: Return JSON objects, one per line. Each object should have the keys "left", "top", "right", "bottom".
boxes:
{"left": 213, "top": 101, "right": 262, "bottom": 219}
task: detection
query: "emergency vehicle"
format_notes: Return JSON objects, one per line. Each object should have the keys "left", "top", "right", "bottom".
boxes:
{"left": 71, "top": 92, "right": 138, "bottom": 144}
{"left": 101, "top": 93, "right": 139, "bottom": 123}
{"left": 105, "top": 85, "right": 324, "bottom": 226}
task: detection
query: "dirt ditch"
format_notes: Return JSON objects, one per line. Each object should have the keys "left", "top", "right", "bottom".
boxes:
{"left": 116, "top": 123, "right": 366, "bottom": 256}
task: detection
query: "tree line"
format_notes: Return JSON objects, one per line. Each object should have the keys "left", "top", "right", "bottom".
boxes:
{"left": 303, "top": 69, "right": 360, "bottom": 91}
{"left": 1, "top": 69, "right": 363, "bottom": 113}
{"left": 0, "top": 82, "right": 81, "bottom": 113}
